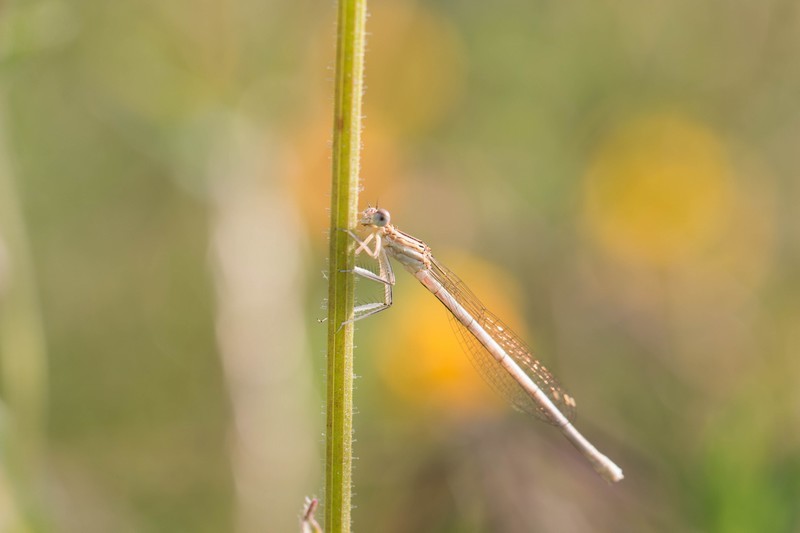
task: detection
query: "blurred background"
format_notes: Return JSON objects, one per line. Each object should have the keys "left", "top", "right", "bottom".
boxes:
{"left": 1, "top": 0, "right": 799, "bottom": 531}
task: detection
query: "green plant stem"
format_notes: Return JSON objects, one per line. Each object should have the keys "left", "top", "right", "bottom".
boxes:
{"left": 325, "top": 0, "right": 367, "bottom": 531}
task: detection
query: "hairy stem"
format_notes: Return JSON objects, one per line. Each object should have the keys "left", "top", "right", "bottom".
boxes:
{"left": 324, "top": 0, "right": 367, "bottom": 530}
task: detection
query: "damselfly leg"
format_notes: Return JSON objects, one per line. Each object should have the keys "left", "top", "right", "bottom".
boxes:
{"left": 340, "top": 228, "right": 395, "bottom": 324}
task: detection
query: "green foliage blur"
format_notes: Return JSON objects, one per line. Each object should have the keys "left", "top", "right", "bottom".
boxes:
{"left": 1, "top": 0, "right": 799, "bottom": 531}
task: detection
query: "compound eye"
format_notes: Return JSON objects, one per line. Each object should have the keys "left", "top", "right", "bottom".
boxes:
{"left": 373, "top": 208, "right": 391, "bottom": 227}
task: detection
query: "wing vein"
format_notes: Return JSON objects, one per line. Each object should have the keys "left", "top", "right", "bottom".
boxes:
{"left": 429, "top": 258, "right": 576, "bottom": 424}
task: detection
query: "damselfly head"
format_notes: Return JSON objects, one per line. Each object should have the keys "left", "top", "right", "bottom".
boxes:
{"left": 361, "top": 207, "right": 391, "bottom": 228}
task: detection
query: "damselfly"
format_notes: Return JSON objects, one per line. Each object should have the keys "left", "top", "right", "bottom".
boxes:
{"left": 346, "top": 207, "right": 623, "bottom": 482}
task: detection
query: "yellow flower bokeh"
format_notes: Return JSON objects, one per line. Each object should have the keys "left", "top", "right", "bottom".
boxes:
{"left": 583, "top": 113, "right": 734, "bottom": 266}
{"left": 365, "top": 2, "right": 466, "bottom": 137}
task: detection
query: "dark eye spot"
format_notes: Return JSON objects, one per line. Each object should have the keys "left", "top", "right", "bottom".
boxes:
{"left": 374, "top": 208, "right": 391, "bottom": 227}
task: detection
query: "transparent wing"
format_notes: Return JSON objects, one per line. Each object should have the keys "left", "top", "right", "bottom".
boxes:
{"left": 430, "top": 258, "right": 577, "bottom": 424}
